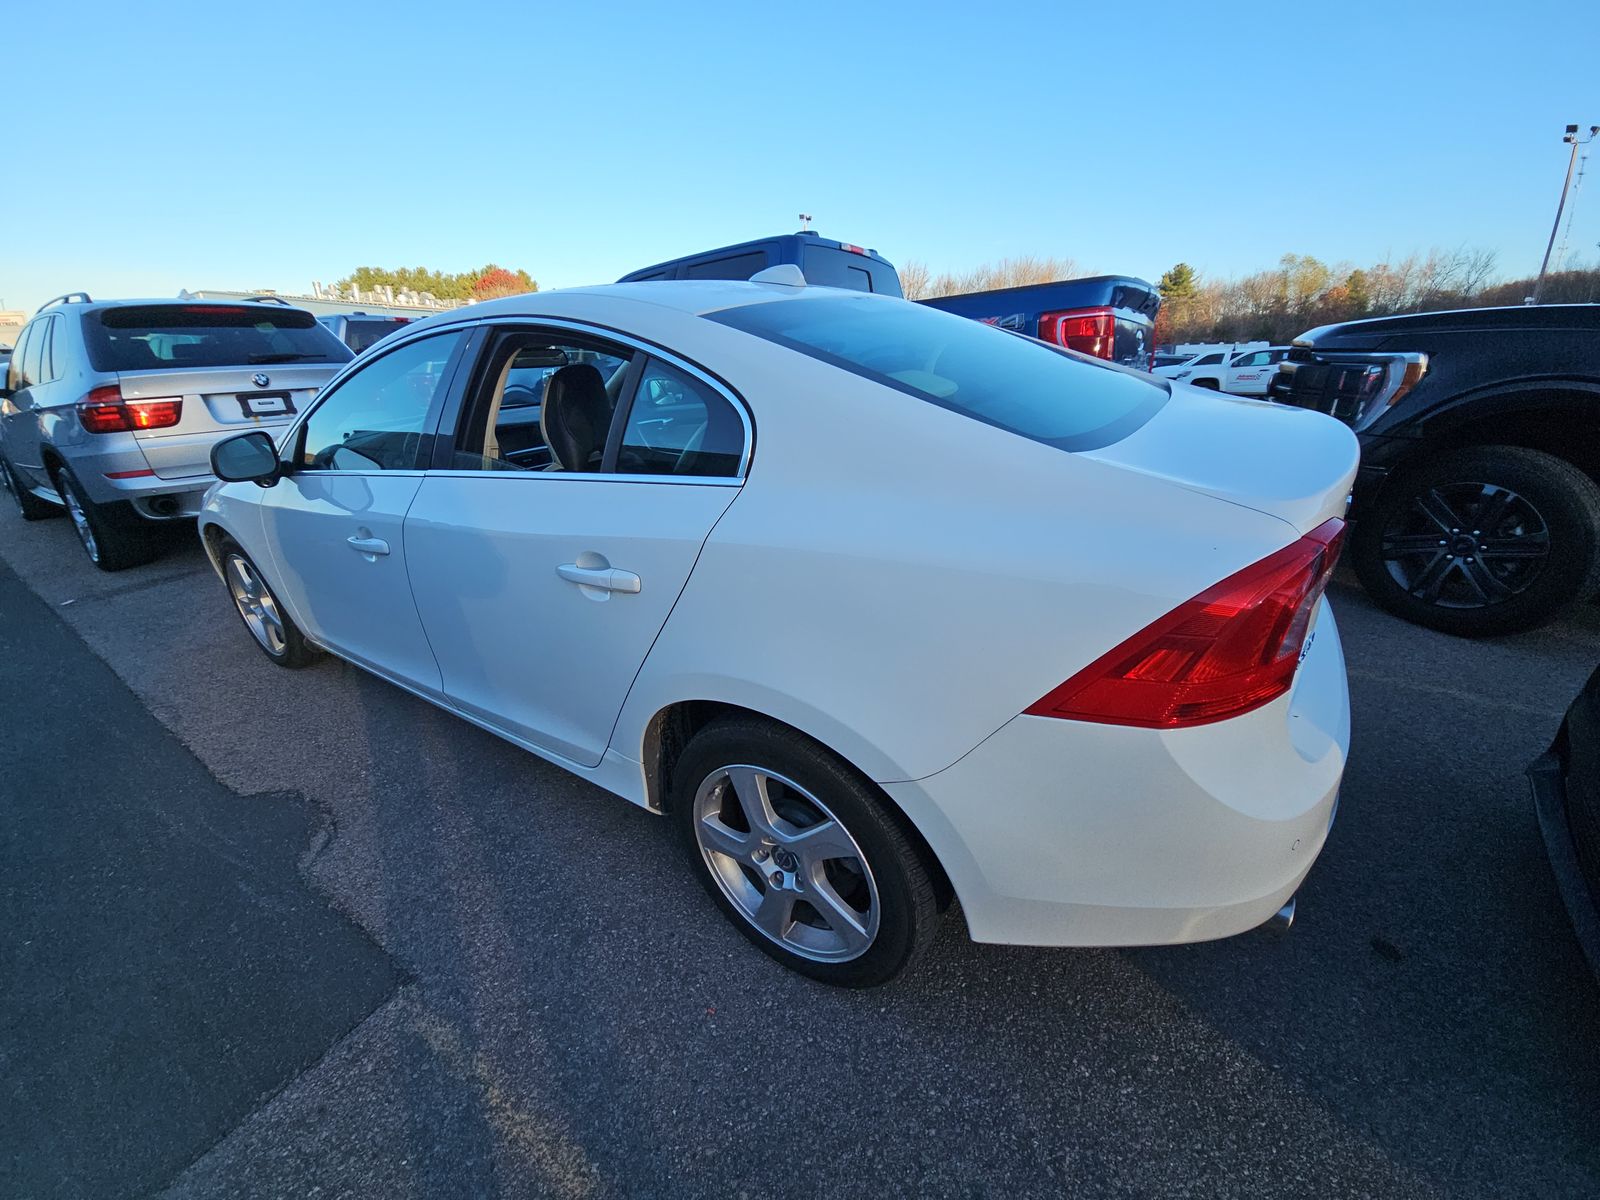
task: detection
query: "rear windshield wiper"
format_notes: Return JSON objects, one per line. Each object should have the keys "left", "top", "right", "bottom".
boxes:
{"left": 247, "top": 352, "right": 328, "bottom": 363}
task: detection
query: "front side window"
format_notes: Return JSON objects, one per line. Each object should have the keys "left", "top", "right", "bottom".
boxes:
{"left": 300, "top": 331, "right": 465, "bottom": 471}
{"left": 21, "top": 320, "right": 48, "bottom": 388}
{"left": 1194, "top": 352, "right": 1224, "bottom": 367}
{"left": 1232, "top": 351, "right": 1268, "bottom": 367}
{"left": 8, "top": 323, "right": 33, "bottom": 389}
{"left": 617, "top": 359, "right": 744, "bottom": 477}
{"left": 709, "top": 293, "right": 1167, "bottom": 453}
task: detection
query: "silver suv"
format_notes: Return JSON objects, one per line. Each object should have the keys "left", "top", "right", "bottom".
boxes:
{"left": 0, "top": 294, "right": 352, "bottom": 569}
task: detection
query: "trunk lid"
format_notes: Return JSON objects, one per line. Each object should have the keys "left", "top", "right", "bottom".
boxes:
{"left": 1081, "top": 384, "right": 1360, "bottom": 533}
{"left": 116, "top": 364, "right": 339, "bottom": 480}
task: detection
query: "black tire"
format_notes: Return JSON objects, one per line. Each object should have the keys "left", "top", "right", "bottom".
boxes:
{"left": 215, "top": 536, "right": 319, "bottom": 668}
{"left": 51, "top": 464, "right": 157, "bottom": 572}
{"left": 1, "top": 452, "right": 59, "bottom": 521}
{"left": 1191, "top": 378, "right": 1220, "bottom": 391}
{"left": 671, "top": 717, "right": 940, "bottom": 987}
{"left": 1351, "top": 445, "right": 1600, "bottom": 637}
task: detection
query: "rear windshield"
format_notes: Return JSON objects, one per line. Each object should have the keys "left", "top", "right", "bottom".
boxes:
{"left": 343, "top": 319, "right": 411, "bottom": 354}
{"left": 801, "top": 247, "right": 904, "bottom": 297}
{"left": 85, "top": 305, "right": 352, "bottom": 372}
{"left": 708, "top": 294, "right": 1168, "bottom": 452}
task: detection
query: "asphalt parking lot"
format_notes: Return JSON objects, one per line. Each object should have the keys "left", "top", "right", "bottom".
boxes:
{"left": 2, "top": 502, "right": 1598, "bottom": 1199}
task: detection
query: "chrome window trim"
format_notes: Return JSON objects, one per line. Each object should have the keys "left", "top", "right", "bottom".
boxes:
{"left": 280, "top": 314, "right": 755, "bottom": 481}
{"left": 423, "top": 470, "right": 743, "bottom": 488}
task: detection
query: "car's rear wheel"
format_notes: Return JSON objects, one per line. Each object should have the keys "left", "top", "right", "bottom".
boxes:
{"left": 672, "top": 717, "right": 939, "bottom": 987}
{"left": 51, "top": 464, "right": 157, "bottom": 571}
{"left": 217, "top": 537, "right": 318, "bottom": 668}
{"left": 1351, "top": 445, "right": 1600, "bottom": 637}
{"left": 1, "top": 452, "right": 58, "bottom": 521}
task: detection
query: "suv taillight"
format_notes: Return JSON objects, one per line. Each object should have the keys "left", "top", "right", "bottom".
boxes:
{"left": 1037, "top": 307, "right": 1116, "bottom": 359}
{"left": 77, "top": 386, "right": 183, "bottom": 434}
{"left": 1025, "top": 519, "right": 1346, "bottom": 728}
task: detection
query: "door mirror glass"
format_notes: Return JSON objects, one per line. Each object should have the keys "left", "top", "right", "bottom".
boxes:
{"left": 211, "top": 431, "right": 280, "bottom": 484}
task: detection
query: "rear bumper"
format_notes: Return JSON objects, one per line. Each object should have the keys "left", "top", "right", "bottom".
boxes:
{"left": 62, "top": 443, "right": 213, "bottom": 514}
{"left": 885, "top": 603, "right": 1348, "bottom": 947}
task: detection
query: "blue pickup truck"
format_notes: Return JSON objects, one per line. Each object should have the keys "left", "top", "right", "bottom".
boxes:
{"left": 619, "top": 231, "right": 902, "bottom": 296}
{"left": 918, "top": 277, "right": 1161, "bottom": 370}
{"left": 620, "top": 234, "right": 1159, "bottom": 370}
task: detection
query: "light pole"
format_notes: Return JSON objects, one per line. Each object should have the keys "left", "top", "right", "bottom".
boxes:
{"left": 1534, "top": 123, "right": 1599, "bottom": 305}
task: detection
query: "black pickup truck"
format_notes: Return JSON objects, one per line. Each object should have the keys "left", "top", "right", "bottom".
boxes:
{"left": 1271, "top": 304, "right": 1600, "bottom": 636}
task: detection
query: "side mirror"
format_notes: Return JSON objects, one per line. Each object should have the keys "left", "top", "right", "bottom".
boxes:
{"left": 211, "top": 431, "right": 281, "bottom": 486}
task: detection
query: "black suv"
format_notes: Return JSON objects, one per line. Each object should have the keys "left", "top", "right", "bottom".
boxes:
{"left": 1272, "top": 303, "right": 1600, "bottom": 636}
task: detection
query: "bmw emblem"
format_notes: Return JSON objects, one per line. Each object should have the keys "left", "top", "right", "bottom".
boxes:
{"left": 251, "top": 372, "right": 270, "bottom": 388}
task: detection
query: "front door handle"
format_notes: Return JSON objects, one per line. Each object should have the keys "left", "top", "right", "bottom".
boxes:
{"left": 557, "top": 563, "right": 641, "bottom": 593}
{"left": 347, "top": 535, "right": 391, "bottom": 557}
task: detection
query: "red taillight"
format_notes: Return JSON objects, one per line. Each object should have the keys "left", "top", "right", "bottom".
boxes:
{"left": 839, "top": 243, "right": 866, "bottom": 255}
{"left": 1026, "top": 519, "right": 1346, "bottom": 729}
{"left": 1038, "top": 307, "right": 1116, "bottom": 359}
{"left": 77, "top": 387, "right": 183, "bottom": 434}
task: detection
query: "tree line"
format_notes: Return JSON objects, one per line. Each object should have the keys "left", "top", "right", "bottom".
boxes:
{"left": 335, "top": 264, "right": 537, "bottom": 302}
{"left": 904, "top": 248, "right": 1600, "bottom": 346}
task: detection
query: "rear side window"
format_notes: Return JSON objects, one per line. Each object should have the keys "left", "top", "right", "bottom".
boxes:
{"left": 616, "top": 359, "right": 744, "bottom": 477}
{"left": 85, "top": 305, "right": 353, "bottom": 372}
{"left": 684, "top": 252, "right": 769, "bottom": 281}
{"left": 709, "top": 294, "right": 1168, "bottom": 452}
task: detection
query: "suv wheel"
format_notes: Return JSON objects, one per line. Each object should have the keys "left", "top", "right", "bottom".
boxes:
{"left": 1, "top": 453, "right": 58, "bottom": 521}
{"left": 672, "top": 717, "right": 939, "bottom": 987}
{"left": 1351, "top": 445, "right": 1600, "bottom": 637}
{"left": 51, "top": 464, "right": 157, "bottom": 572}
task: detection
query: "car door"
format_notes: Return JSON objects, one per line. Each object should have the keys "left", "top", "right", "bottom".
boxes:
{"left": 1225, "top": 350, "right": 1273, "bottom": 395}
{"left": 258, "top": 327, "right": 471, "bottom": 693}
{"left": 1, "top": 319, "right": 48, "bottom": 483}
{"left": 403, "top": 326, "right": 749, "bottom": 767}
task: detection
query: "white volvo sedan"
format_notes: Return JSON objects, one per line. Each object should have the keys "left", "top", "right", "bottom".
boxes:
{"left": 200, "top": 276, "right": 1359, "bottom": 986}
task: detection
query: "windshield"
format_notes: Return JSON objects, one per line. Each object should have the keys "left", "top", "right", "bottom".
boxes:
{"left": 86, "top": 305, "right": 353, "bottom": 372}
{"left": 708, "top": 294, "right": 1167, "bottom": 451}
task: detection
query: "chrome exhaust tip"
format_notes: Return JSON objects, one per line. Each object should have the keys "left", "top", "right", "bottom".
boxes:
{"left": 1266, "top": 897, "right": 1296, "bottom": 933}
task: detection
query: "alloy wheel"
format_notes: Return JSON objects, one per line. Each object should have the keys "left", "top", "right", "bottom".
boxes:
{"left": 225, "top": 553, "right": 288, "bottom": 655}
{"left": 692, "top": 765, "right": 881, "bottom": 962}
{"left": 1379, "top": 481, "right": 1550, "bottom": 609}
{"left": 60, "top": 480, "right": 100, "bottom": 562}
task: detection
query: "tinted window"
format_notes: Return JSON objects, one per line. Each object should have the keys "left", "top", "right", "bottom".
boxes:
{"left": 1193, "top": 353, "right": 1224, "bottom": 366}
{"left": 710, "top": 294, "right": 1167, "bottom": 452}
{"left": 37, "top": 318, "right": 57, "bottom": 383}
{"left": 301, "top": 331, "right": 463, "bottom": 471}
{"left": 343, "top": 319, "right": 412, "bottom": 354}
{"left": 85, "top": 305, "right": 352, "bottom": 372}
{"left": 451, "top": 334, "right": 633, "bottom": 473}
{"left": 684, "top": 251, "right": 769, "bottom": 281}
{"left": 617, "top": 359, "right": 744, "bottom": 477}
{"left": 21, "top": 320, "right": 47, "bottom": 387}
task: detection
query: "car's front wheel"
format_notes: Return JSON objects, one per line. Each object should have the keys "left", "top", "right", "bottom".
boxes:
{"left": 52, "top": 464, "right": 156, "bottom": 571}
{"left": 217, "top": 537, "right": 318, "bottom": 668}
{"left": 672, "top": 717, "right": 939, "bottom": 987}
{"left": 1351, "top": 445, "right": 1600, "bottom": 637}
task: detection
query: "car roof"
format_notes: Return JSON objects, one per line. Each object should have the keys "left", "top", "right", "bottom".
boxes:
{"left": 401, "top": 279, "right": 892, "bottom": 333}
{"left": 34, "top": 297, "right": 320, "bottom": 318}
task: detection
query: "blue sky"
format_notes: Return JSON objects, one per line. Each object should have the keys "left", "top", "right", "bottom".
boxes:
{"left": 2, "top": 0, "right": 1595, "bottom": 312}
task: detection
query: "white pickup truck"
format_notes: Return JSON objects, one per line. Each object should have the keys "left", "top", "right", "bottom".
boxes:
{"left": 1154, "top": 345, "right": 1289, "bottom": 395}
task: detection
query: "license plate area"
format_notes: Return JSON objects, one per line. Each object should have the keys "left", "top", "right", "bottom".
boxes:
{"left": 238, "top": 391, "right": 293, "bottom": 417}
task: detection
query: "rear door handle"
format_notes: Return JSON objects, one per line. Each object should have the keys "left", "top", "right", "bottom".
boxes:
{"left": 347, "top": 536, "right": 391, "bottom": 557}
{"left": 557, "top": 563, "right": 641, "bottom": 593}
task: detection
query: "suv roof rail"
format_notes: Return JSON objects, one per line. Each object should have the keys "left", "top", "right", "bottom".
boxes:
{"left": 37, "top": 292, "right": 91, "bottom": 313}
{"left": 240, "top": 294, "right": 292, "bottom": 305}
